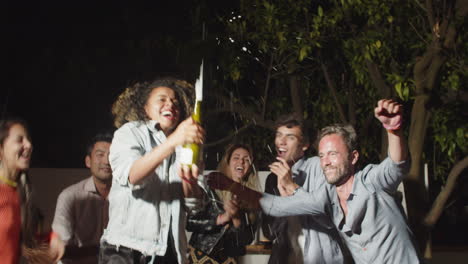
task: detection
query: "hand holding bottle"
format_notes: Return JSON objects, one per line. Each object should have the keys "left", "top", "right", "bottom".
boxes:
{"left": 168, "top": 117, "right": 205, "bottom": 147}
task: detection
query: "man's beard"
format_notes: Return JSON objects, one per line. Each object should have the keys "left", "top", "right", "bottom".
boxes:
{"left": 323, "top": 161, "right": 352, "bottom": 186}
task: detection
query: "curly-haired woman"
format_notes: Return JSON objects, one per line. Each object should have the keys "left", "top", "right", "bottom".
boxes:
{"left": 99, "top": 78, "right": 205, "bottom": 264}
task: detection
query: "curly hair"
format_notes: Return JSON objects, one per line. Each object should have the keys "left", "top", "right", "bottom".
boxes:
{"left": 112, "top": 77, "right": 195, "bottom": 128}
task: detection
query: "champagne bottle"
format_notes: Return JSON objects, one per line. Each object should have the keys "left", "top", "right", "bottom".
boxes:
{"left": 180, "top": 62, "right": 203, "bottom": 166}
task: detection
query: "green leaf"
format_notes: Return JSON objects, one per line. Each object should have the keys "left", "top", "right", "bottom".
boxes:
{"left": 456, "top": 128, "right": 464, "bottom": 139}
{"left": 318, "top": 6, "right": 323, "bottom": 17}
{"left": 231, "top": 69, "right": 241, "bottom": 81}
{"left": 299, "top": 46, "right": 309, "bottom": 61}
{"left": 403, "top": 84, "right": 409, "bottom": 100}
{"left": 375, "top": 40, "right": 382, "bottom": 49}
{"left": 395, "top": 82, "right": 403, "bottom": 99}
{"left": 277, "top": 31, "right": 286, "bottom": 42}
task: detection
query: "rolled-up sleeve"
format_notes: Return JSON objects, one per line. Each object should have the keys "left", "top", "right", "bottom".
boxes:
{"left": 51, "top": 190, "right": 74, "bottom": 243}
{"left": 110, "top": 124, "right": 155, "bottom": 190}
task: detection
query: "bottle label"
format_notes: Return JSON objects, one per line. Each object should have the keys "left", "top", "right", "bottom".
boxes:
{"left": 179, "top": 148, "right": 194, "bottom": 164}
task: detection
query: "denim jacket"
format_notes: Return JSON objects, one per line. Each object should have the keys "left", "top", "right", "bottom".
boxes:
{"left": 102, "top": 120, "right": 202, "bottom": 264}
{"left": 187, "top": 188, "right": 256, "bottom": 258}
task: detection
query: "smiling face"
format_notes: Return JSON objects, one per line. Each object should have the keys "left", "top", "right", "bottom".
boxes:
{"left": 275, "top": 125, "right": 308, "bottom": 165}
{"left": 228, "top": 147, "right": 252, "bottom": 183}
{"left": 0, "top": 123, "right": 33, "bottom": 177}
{"left": 86, "top": 141, "right": 112, "bottom": 184}
{"left": 318, "top": 134, "right": 357, "bottom": 186}
{"left": 144, "top": 86, "right": 181, "bottom": 134}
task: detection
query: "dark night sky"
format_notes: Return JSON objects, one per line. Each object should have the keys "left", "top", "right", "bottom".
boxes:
{"left": 4, "top": 0, "right": 206, "bottom": 168}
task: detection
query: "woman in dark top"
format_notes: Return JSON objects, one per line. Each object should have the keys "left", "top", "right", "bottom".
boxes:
{"left": 187, "top": 143, "right": 261, "bottom": 264}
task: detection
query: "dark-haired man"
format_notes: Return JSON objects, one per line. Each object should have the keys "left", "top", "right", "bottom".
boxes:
{"left": 263, "top": 114, "right": 350, "bottom": 264}
{"left": 51, "top": 132, "right": 113, "bottom": 264}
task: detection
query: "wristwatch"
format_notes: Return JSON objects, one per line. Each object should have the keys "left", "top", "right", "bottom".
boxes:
{"left": 292, "top": 186, "right": 301, "bottom": 195}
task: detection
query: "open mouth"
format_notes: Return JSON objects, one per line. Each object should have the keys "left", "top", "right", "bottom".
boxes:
{"left": 19, "top": 152, "right": 31, "bottom": 160}
{"left": 235, "top": 166, "right": 244, "bottom": 172}
{"left": 277, "top": 147, "right": 287, "bottom": 157}
{"left": 161, "top": 110, "right": 176, "bottom": 120}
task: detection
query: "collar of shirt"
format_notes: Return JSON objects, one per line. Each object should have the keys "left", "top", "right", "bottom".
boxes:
{"left": 328, "top": 172, "right": 359, "bottom": 205}
{"left": 84, "top": 176, "right": 98, "bottom": 194}
{"left": 145, "top": 120, "right": 159, "bottom": 132}
{"left": 145, "top": 120, "right": 168, "bottom": 142}
{"left": 349, "top": 172, "right": 361, "bottom": 199}
{"left": 291, "top": 156, "right": 307, "bottom": 185}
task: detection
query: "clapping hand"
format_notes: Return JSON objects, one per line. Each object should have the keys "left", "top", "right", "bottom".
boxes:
{"left": 269, "top": 157, "right": 296, "bottom": 196}
{"left": 224, "top": 198, "right": 240, "bottom": 218}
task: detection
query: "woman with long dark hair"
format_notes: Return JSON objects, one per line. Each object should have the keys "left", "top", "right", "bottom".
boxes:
{"left": 0, "top": 118, "right": 58, "bottom": 263}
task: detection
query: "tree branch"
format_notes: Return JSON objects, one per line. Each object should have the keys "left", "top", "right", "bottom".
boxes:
{"left": 424, "top": 155, "right": 468, "bottom": 227}
{"left": 289, "top": 74, "right": 303, "bottom": 119}
{"left": 346, "top": 77, "right": 356, "bottom": 126}
{"left": 442, "top": 0, "right": 468, "bottom": 49}
{"left": 365, "top": 59, "right": 392, "bottom": 98}
{"left": 409, "top": 20, "right": 430, "bottom": 45}
{"left": 203, "top": 124, "right": 253, "bottom": 148}
{"left": 206, "top": 105, "right": 273, "bottom": 129}
{"left": 455, "top": 0, "right": 468, "bottom": 17}
{"left": 261, "top": 55, "right": 275, "bottom": 119}
{"left": 425, "top": 0, "right": 435, "bottom": 33}
{"left": 320, "top": 62, "right": 347, "bottom": 123}
{"left": 206, "top": 94, "right": 274, "bottom": 129}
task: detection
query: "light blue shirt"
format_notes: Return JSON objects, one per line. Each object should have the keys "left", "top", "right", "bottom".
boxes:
{"left": 261, "top": 157, "right": 420, "bottom": 264}
{"left": 290, "top": 157, "right": 349, "bottom": 264}
{"left": 102, "top": 120, "right": 201, "bottom": 264}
